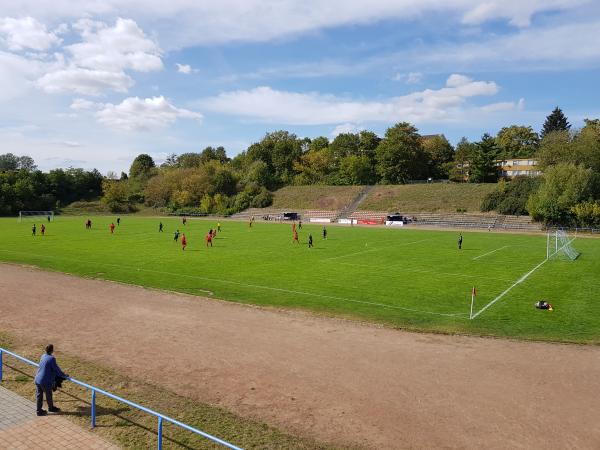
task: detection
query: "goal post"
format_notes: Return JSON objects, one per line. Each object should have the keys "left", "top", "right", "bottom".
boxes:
{"left": 547, "top": 229, "right": 580, "bottom": 261}
{"left": 18, "top": 211, "right": 54, "bottom": 223}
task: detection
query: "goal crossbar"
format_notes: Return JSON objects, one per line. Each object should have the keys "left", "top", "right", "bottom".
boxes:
{"left": 18, "top": 211, "right": 54, "bottom": 223}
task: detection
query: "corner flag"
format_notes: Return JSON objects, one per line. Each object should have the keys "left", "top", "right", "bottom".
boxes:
{"left": 470, "top": 286, "right": 477, "bottom": 319}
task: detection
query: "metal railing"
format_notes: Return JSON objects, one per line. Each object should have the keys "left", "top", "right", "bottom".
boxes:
{"left": 0, "top": 348, "right": 242, "bottom": 450}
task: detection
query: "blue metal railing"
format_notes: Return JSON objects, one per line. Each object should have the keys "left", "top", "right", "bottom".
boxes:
{"left": 0, "top": 347, "right": 242, "bottom": 450}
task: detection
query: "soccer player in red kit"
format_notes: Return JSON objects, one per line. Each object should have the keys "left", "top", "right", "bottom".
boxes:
{"left": 41, "top": 224, "right": 45, "bottom": 236}
{"left": 206, "top": 231, "right": 213, "bottom": 247}
{"left": 110, "top": 223, "right": 115, "bottom": 234}
{"left": 181, "top": 234, "right": 187, "bottom": 251}
{"left": 293, "top": 229, "right": 299, "bottom": 244}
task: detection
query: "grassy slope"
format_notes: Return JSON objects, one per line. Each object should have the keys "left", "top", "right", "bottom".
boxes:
{"left": 0, "top": 332, "right": 334, "bottom": 450}
{"left": 0, "top": 217, "right": 598, "bottom": 344}
{"left": 271, "top": 186, "right": 364, "bottom": 210}
{"left": 359, "top": 184, "right": 497, "bottom": 213}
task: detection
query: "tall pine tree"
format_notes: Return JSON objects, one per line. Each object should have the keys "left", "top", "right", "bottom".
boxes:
{"left": 541, "top": 107, "right": 570, "bottom": 138}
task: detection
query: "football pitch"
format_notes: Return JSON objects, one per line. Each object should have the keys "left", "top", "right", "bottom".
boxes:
{"left": 1, "top": 216, "right": 598, "bottom": 343}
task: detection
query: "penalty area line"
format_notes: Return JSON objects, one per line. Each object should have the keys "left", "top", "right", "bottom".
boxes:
{"left": 470, "top": 257, "right": 548, "bottom": 319}
{"left": 472, "top": 245, "right": 509, "bottom": 261}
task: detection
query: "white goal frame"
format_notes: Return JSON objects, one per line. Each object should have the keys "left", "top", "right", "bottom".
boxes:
{"left": 18, "top": 211, "right": 54, "bottom": 223}
{"left": 546, "top": 229, "right": 579, "bottom": 261}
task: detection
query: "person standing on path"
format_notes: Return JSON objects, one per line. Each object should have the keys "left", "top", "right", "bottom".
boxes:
{"left": 34, "top": 344, "right": 68, "bottom": 416}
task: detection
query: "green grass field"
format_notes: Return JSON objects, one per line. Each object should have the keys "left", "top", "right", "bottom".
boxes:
{"left": 1, "top": 216, "right": 598, "bottom": 343}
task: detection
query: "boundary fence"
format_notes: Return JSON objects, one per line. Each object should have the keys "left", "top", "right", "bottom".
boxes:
{"left": 0, "top": 347, "right": 242, "bottom": 450}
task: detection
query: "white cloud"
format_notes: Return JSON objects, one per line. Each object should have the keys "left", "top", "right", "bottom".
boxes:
{"left": 176, "top": 63, "right": 192, "bottom": 74}
{"left": 0, "top": 50, "right": 44, "bottom": 101}
{"left": 52, "top": 140, "right": 82, "bottom": 147}
{"left": 36, "top": 68, "right": 133, "bottom": 96}
{"left": 460, "top": 0, "right": 587, "bottom": 27}
{"left": 410, "top": 19, "right": 600, "bottom": 71}
{"left": 33, "top": 18, "right": 161, "bottom": 96}
{"left": 0, "top": 1, "right": 587, "bottom": 49}
{"left": 392, "top": 72, "right": 422, "bottom": 84}
{"left": 480, "top": 98, "right": 525, "bottom": 113}
{"left": 67, "top": 18, "right": 162, "bottom": 72}
{"left": 331, "top": 123, "right": 362, "bottom": 137}
{"left": 200, "top": 75, "right": 500, "bottom": 125}
{"left": 95, "top": 96, "right": 202, "bottom": 131}
{"left": 0, "top": 16, "right": 61, "bottom": 51}
{"left": 70, "top": 98, "right": 101, "bottom": 110}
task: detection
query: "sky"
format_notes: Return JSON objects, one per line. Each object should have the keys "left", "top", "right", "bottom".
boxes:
{"left": 1, "top": 0, "right": 599, "bottom": 173}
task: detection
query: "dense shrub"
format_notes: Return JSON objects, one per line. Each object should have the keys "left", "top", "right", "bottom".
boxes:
{"left": 481, "top": 177, "right": 542, "bottom": 215}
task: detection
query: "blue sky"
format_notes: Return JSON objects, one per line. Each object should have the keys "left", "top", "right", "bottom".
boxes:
{"left": 1, "top": 0, "right": 599, "bottom": 173}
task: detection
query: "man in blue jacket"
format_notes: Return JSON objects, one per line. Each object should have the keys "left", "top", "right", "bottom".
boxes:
{"left": 34, "top": 344, "right": 68, "bottom": 416}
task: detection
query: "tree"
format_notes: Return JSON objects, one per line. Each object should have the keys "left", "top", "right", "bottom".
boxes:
{"left": 495, "top": 125, "right": 540, "bottom": 158}
{"left": 469, "top": 134, "right": 498, "bottom": 183}
{"left": 339, "top": 155, "right": 375, "bottom": 185}
{"left": 571, "top": 201, "right": 600, "bottom": 228}
{"left": 129, "top": 154, "right": 156, "bottom": 179}
{"left": 162, "top": 153, "right": 178, "bottom": 168}
{"left": 308, "top": 136, "right": 329, "bottom": 153}
{"left": 541, "top": 107, "right": 570, "bottom": 138}
{"left": 358, "top": 131, "right": 381, "bottom": 160}
{"left": 449, "top": 137, "right": 476, "bottom": 182}
{"left": 573, "top": 120, "right": 600, "bottom": 172}
{"left": 0, "top": 153, "right": 19, "bottom": 171}
{"left": 329, "top": 133, "right": 360, "bottom": 169}
{"left": 537, "top": 130, "right": 573, "bottom": 169}
{"left": 102, "top": 180, "right": 131, "bottom": 212}
{"left": 375, "top": 122, "right": 427, "bottom": 184}
{"left": 212, "top": 166, "right": 237, "bottom": 196}
{"left": 177, "top": 153, "right": 203, "bottom": 168}
{"left": 422, "top": 134, "right": 454, "bottom": 178}
{"left": 17, "top": 156, "right": 36, "bottom": 171}
{"left": 293, "top": 149, "right": 332, "bottom": 185}
{"left": 247, "top": 131, "right": 303, "bottom": 188}
{"left": 480, "top": 176, "right": 542, "bottom": 215}
{"left": 527, "top": 163, "right": 598, "bottom": 225}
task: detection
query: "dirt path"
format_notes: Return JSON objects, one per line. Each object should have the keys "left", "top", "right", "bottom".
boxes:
{"left": 1, "top": 264, "right": 598, "bottom": 449}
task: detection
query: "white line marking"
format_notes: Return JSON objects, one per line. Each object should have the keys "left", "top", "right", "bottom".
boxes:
{"left": 0, "top": 249, "right": 468, "bottom": 317}
{"left": 472, "top": 246, "right": 509, "bottom": 261}
{"left": 324, "top": 239, "right": 430, "bottom": 261}
{"left": 470, "top": 258, "right": 548, "bottom": 319}
{"left": 336, "top": 261, "right": 514, "bottom": 283}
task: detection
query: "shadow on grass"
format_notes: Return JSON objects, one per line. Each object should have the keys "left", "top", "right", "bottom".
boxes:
{"left": 3, "top": 363, "right": 197, "bottom": 450}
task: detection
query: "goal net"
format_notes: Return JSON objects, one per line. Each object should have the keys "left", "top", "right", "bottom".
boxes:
{"left": 18, "top": 211, "right": 54, "bottom": 223}
{"left": 547, "top": 229, "right": 580, "bottom": 261}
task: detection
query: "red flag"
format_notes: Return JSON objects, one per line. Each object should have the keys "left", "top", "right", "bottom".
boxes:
{"left": 472, "top": 286, "right": 477, "bottom": 297}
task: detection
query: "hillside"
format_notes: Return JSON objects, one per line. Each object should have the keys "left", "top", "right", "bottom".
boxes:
{"left": 359, "top": 183, "right": 497, "bottom": 213}
{"left": 271, "top": 185, "right": 364, "bottom": 210}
